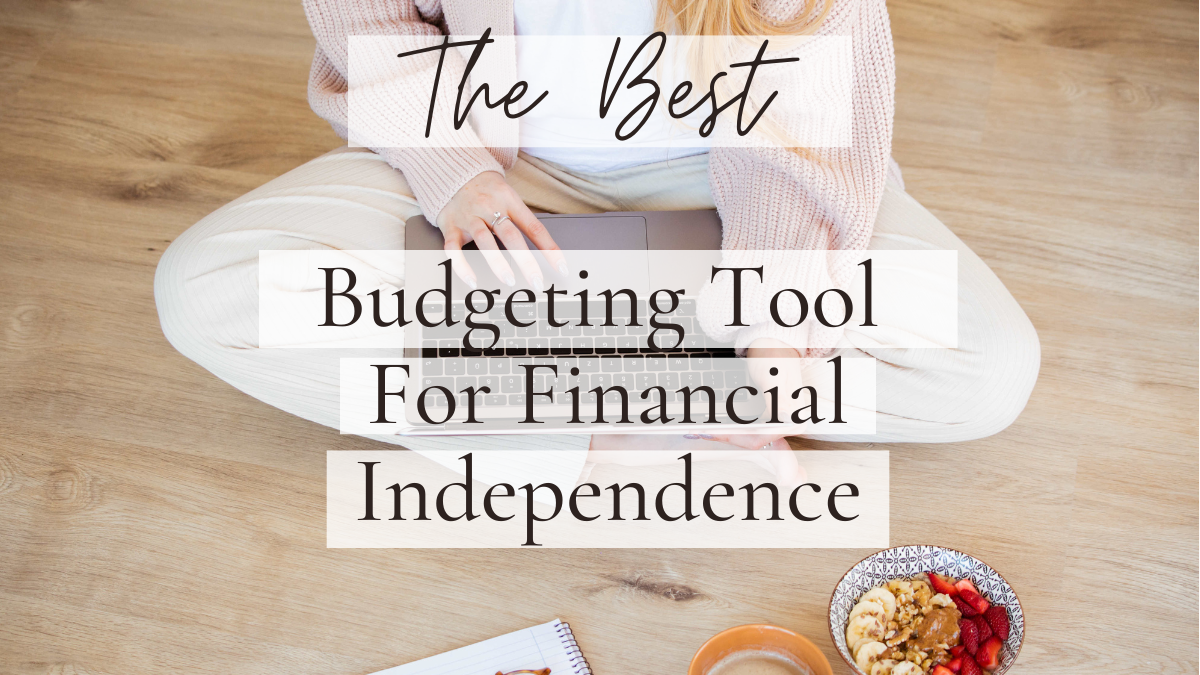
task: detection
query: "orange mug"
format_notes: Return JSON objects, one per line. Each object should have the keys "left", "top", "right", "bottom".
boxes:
{"left": 688, "top": 624, "right": 833, "bottom": 675}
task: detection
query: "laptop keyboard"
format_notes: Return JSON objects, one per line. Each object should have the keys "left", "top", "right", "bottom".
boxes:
{"left": 418, "top": 353, "right": 751, "bottom": 409}
{"left": 419, "top": 298, "right": 732, "bottom": 358}
{"left": 415, "top": 298, "right": 752, "bottom": 418}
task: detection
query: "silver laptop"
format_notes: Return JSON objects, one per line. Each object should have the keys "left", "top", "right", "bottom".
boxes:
{"left": 402, "top": 210, "right": 763, "bottom": 431}
{"left": 405, "top": 209, "right": 724, "bottom": 252}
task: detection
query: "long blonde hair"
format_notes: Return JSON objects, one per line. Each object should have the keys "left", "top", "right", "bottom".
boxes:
{"left": 653, "top": 0, "right": 832, "bottom": 154}
{"left": 655, "top": 0, "right": 832, "bottom": 37}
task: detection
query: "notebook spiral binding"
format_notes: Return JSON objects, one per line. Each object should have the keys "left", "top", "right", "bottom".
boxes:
{"left": 555, "top": 622, "right": 593, "bottom": 675}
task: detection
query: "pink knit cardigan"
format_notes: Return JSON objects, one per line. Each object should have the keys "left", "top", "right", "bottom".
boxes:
{"left": 301, "top": 0, "right": 895, "bottom": 355}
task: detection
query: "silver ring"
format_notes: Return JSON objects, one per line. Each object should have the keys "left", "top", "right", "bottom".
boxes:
{"left": 489, "top": 211, "right": 511, "bottom": 229}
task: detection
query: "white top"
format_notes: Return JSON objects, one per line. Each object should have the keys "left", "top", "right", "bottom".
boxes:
{"left": 513, "top": 0, "right": 711, "bottom": 173}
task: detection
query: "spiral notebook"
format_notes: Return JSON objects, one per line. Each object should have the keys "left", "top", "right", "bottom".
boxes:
{"left": 370, "top": 619, "right": 592, "bottom": 675}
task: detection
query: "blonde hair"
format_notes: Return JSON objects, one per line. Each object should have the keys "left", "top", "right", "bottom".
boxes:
{"left": 655, "top": 0, "right": 831, "bottom": 37}
{"left": 653, "top": 0, "right": 832, "bottom": 154}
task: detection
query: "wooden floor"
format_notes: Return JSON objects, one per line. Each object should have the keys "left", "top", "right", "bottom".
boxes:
{"left": 1, "top": 0, "right": 1196, "bottom": 673}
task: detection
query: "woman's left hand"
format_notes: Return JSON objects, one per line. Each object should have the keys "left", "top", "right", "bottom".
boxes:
{"left": 435, "top": 171, "right": 568, "bottom": 291}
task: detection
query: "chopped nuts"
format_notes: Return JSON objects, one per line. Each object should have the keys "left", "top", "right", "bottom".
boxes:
{"left": 929, "top": 593, "right": 955, "bottom": 609}
{"left": 852, "top": 575, "right": 963, "bottom": 674}
{"left": 886, "top": 626, "right": 912, "bottom": 647}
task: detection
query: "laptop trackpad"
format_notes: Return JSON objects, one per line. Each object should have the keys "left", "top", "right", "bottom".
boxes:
{"left": 533, "top": 215, "right": 646, "bottom": 250}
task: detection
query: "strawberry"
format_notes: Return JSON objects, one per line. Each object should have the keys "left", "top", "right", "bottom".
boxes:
{"left": 983, "top": 605, "right": 1010, "bottom": 640}
{"left": 946, "top": 657, "right": 963, "bottom": 673}
{"left": 958, "top": 586, "right": 991, "bottom": 614}
{"left": 931, "top": 666, "right": 956, "bottom": 675}
{"left": 973, "top": 615, "right": 993, "bottom": 643}
{"left": 955, "top": 578, "right": 979, "bottom": 595}
{"left": 960, "top": 617, "right": 980, "bottom": 654}
{"left": 976, "top": 636, "right": 1003, "bottom": 670}
{"left": 959, "top": 655, "right": 983, "bottom": 675}
{"left": 928, "top": 572, "right": 960, "bottom": 596}
{"left": 953, "top": 595, "right": 979, "bottom": 617}
{"left": 950, "top": 645, "right": 966, "bottom": 657}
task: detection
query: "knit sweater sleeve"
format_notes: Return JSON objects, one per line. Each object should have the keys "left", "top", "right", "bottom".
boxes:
{"left": 698, "top": 0, "right": 895, "bottom": 357}
{"left": 301, "top": 0, "right": 505, "bottom": 222}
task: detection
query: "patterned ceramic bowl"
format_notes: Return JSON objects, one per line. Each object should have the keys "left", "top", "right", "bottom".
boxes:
{"left": 828, "top": 546, "right": 1024, "bottom": 675}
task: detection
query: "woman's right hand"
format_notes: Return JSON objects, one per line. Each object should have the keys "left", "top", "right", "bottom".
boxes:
{"left": 435, "top": 170, "right": 568, "bottom": 292}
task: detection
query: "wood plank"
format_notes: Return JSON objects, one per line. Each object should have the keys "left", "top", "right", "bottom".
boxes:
{"left": 0, "top": 0, "right": 1196, "bottom": 673}
{"left": 0, "top": 36, "right": 340, "bottom": 174}
{"left": 983, "top": 42, "right": 1197, "bottom": 178}
{"left": 0, "top": 24, "right": 58, "bottom": 113}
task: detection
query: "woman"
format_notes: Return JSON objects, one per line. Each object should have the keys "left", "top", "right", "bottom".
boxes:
{"left": 154, "top": 0, "right": 1040, "bottom": 490}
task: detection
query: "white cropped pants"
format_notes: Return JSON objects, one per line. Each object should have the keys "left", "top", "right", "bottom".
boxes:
{"left": 154, "top": 148, "right": 1040, "bottom": 490}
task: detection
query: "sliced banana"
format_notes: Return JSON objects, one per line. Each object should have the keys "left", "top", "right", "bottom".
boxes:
{"left": 911, "top": 579, "right": 932, "bottom": 606}
{"left": 851, "top": 637, "right": 874, "bottom": 659}
{"left": 870, "top": 660, "right": 898, "bottom": 675}
{"left": 890, "top": 663, "right": 921, "bottom": 675}
{"left": 845, "top": 614, "right": 885, "bottom": 647}
{"left": 886, "top": 579, "right": 913, "bottom": 597}
{"left": 859, "top": 587, "right": 897, "bottom": 622}
{"left": 854, "top": 641, "right": 887, "bottom": 672}
{"left": 848, "top": 599, "right": 888, "bottom": 624}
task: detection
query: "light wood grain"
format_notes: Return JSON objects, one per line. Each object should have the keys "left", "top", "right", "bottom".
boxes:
{"left": 0, "top": 0, "right": 1196, "bottom": 673}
